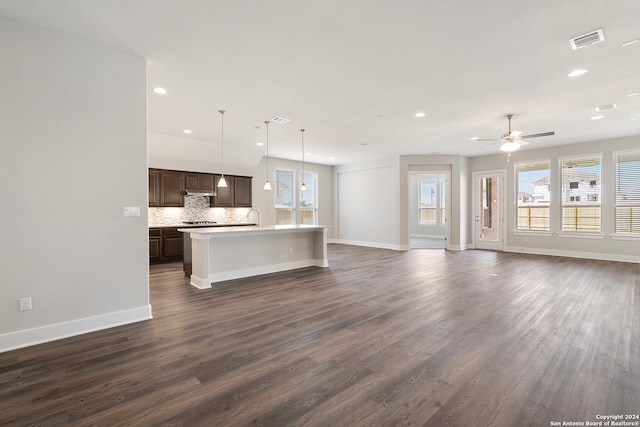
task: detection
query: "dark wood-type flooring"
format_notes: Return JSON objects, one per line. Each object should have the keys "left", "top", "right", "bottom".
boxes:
{"left": 2, "top": 245, "right": 639, "bottom": 426}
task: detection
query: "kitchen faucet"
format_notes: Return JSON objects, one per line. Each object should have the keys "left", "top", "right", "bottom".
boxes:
{"left": 247, "top": 208, "right": 261, "bottom": 228}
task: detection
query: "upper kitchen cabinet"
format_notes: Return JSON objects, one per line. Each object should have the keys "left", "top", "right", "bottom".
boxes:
{"left": 160, "top": 170, "right": 185, "bottom": 207}
{"left": 234, "top": 176, "right": 252, "bottom": 207}
{"left": 212, "top": 175, "right": 253, "bottom": 207}
{"left": 185, "top": 172, "right": 215, "bottom": 191}
{"left": 213, "top": 175, "right": 234, "bottom": 207}
{"left": 149, "top": 169, "right": 160, "bottom": 207}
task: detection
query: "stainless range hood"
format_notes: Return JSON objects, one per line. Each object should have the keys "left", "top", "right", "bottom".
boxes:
{"left": 185, "top": 189, "right": 216, "bottom": 197}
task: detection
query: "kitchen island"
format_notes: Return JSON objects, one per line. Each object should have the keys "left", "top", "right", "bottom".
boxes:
{"left": 179, "top": 225, "right": 329, "bottom": 289}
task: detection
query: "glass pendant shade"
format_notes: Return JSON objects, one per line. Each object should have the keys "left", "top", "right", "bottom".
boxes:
{"left": 218, "top": 175, "right": 227, "bottom": 188}
{"left": 500, "top": 141, "right": 520, "bottom": 152}
{"left": 263, "top": 181, "right": 272, "bottom": 190}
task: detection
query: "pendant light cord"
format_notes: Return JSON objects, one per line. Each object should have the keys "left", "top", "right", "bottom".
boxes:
{"left": 219, "top": 110, "right": 225, "bottom": 176}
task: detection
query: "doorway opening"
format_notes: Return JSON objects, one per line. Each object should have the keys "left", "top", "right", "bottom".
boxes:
{"left": 409, "top": 172, "right": 450, "bottom": 250}
{"left": 473, "top": 170, "right": 505, "bottom": 251}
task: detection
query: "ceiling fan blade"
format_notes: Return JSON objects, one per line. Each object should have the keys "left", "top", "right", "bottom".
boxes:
{"left": 482, "top": 141, "right": 500, "bottom": 148}
{"left": 520, "top": 131, "right": 555, "bottom": 139}
{"left": 473, "top": 138, "right": 500, "bottom": 142}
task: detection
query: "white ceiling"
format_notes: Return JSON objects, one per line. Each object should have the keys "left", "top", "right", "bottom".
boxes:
{"left": 1, "top": 0, "right": 639, "bottom": 165}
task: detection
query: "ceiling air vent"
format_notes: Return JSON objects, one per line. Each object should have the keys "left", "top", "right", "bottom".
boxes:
{"left": 570, "top": 29, "right": 604, "bottom": 50}
{"left": 595, "top": 104, "right": 617, "bottom": 112}
{"left": 270, "top": 116, "right": 290, "bottom": 124}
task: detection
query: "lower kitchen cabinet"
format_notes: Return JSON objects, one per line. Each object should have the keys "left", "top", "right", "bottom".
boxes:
{"left": 149, "top": 228, "right": 162, "bottom": 262}
{"left": 149, "top": 227, "right": 184, "bottom": 263}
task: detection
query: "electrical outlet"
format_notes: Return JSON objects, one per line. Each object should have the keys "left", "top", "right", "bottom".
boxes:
{"left": 20, "top": 297, "right": 32, "bottom": 311}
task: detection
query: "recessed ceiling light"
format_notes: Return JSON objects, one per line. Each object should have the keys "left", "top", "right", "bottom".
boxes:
{"left": 183, "top": 129, "right": 192, "bottom": 134}
{"left": 628, "top": 92, "right": 639, "bottom": 97}
{"left": 329, "top": 157, "right": 335, "bottom": 160}
{"left": 470, "top": 137, "right": 480, "bottom": 141}
{"left": 568, "top": 69, "right": 588, "bottom": 77}
{"left": 631, "top": 117, "right": 640, "bottom": 121}
{"left": 622, "top": 39, "right": 639, "bottom": 47}
{"left": 590, "top": 115, "right": 605, "bottom": 120}
{"left": 153, "top": 87, "right": 167, "bottom": 94}
{"left": 414, "top": 112, "right": 426, "bottom": 118}
{"left": 256, "top": 142, "right": 264, "bottom": 146}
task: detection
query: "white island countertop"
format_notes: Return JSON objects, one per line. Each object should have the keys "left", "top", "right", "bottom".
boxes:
{"left": 179, "top": 225, "right": 330, "bottom": 289}
{"left": 178, "top": 224, "right": 328, "bottom": 235}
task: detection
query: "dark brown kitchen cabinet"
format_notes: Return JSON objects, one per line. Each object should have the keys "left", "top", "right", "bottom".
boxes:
{"left": 160, "top": 171, "right": 185, "bottom": 207}
{"left": 234, "top": 176, "right": 252, "bottom": 207}
{"left": 213, "top": 175, "right": 234, "bottom": 207}
{"left": 150, "top": 227, "right": 183, "bottom": 263}
{"left": 185, "top": 172, "right": 215, "bottom": 191}
{"left": 162, "top": 227, "right": 184, "bottom": 260}
{"left": 149, "top": 170, "right": 160, "bottom": 207}
{"left": 211, "top": 175, "right": 252, "bottom": 207}
{"left": 149, "top": 228, "right": 162, "bottom": 262}
{"left": 149, "top": 168, "right": 252, "bottom": 208}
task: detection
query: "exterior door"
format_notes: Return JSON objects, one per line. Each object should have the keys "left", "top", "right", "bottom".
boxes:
{"left": 473, "top": 171, "right": 505, "bottom": 250}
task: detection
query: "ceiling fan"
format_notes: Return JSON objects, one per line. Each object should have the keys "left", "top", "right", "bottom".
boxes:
{"left": 474, "top": 114, "right": 555, "bottom": 152}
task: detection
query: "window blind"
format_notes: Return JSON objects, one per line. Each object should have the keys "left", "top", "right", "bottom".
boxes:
{"left": 615, "top": 151, "right": 640, "bottom": 234}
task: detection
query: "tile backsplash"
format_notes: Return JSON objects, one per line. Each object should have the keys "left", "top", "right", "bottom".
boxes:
{"left": 149, "top": 195, "right": 251, "bottom": 226}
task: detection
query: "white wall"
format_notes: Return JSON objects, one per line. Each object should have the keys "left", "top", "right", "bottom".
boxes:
{"left": 0, "top": 17, "right": 150, "bottom": 352}
{"left": 469, "top": 135, "right": 640, "bottom": 263}
{"left": 252, "top": 156, "right": 334, "bottom": 237}
{"left": 148, "top": 131, "right": 264, "bottom": 177}
{"left": 334, "top": 158, "right": 396, "bottom": 249}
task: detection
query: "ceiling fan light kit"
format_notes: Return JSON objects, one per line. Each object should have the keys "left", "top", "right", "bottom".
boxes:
{"left": 476, "top": 114, "right": 555, "bottom": 154}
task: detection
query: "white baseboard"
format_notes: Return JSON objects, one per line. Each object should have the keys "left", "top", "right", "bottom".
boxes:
{"left": 0, "top": 305, "right": 153, "bottom": 353}
{"left": 504, "top": 245, "right": 640, "bottom": 264}
{"left": 333, "top": 239, "right": 404, "bottom": 250}
{"left": 206, "top": 259, "right": 328, "bottom": 287}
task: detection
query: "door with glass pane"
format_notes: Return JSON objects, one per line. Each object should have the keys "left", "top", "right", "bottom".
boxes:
{"left": 473, "top": 171, "right": 504, "bottom": 250}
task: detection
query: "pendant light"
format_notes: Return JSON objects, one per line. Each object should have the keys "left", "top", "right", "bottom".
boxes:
{"left": 217, "top": 110, "right": 228, "bottom": 188}
{"left": 300, "top": 129, "right": 307, "bottom": 192}
{"left": 263, "top": 120, "right": 272, "bottom": 191}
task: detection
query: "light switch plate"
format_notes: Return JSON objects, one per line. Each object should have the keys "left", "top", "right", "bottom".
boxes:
{"left": 123, "top": 206, "right": 141, "bottom": 217}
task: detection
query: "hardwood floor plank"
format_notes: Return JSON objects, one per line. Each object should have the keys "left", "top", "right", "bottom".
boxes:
{"left": 1, "top": 245, "right": 638, "bottom": 426}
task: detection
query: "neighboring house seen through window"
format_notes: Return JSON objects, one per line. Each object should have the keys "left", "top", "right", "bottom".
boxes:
{"left": 516, "top": 160, "right": 551, "bottom": 231}
{"left": 560, "top": 155, "right": 602, "bottom": 232}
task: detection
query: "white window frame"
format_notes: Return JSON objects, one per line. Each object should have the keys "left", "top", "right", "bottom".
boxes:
{"left": 614, "top": 150, "right": 640, "bottom": 236}
{"left": 275, "top": 168, "right": 319, "bottom": 225}
{"left": 515, "top": 159, "right": 551, "bottom": 232}
{"left": 299, "top": 170, "right": 318, "bottom": 225}
{"left": 418, "top": 177, "right": 446, "bottom": 226}
{"left": 559, "top": 154, "right": 602, "bottom": 234}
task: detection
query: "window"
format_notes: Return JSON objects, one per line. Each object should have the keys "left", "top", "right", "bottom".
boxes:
{"left": 299, "top": 171, "right": 317, "bottom": 225}
{"left": 516, "top": 160, "right": 550, "bottom": 231}
{"left": 561, "top": 155, "right": 601, "bottom": 232}
{"left": 419, "top": 177, "right": 446, "bottom": 226}
{"left": 615, "top": 151, "right": 640, "bottom": 234}
{"left": 275, "top": 169, "right": 318, "bottom": 225}
{"left": 275, "top": 169, "right": 294, "bottom": 224}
